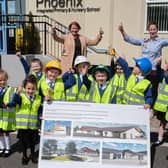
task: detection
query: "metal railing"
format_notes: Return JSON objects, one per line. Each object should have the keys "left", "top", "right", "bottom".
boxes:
{"left": 0, "top": 14, "right": 108, "bottom": 59}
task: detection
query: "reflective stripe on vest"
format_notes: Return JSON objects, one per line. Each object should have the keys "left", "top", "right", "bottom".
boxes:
{"left": 77, "top": 75, "right": 93, "bottom": 101}
{"left": 1, "top": 118, "right": 15, "bottom": 123}
{"left": 88, "top": 79, "right": 116, "bottom": 104}
{"left": 16, "top": 122, "right": 38, "bottom": 127}
{"left": 66, "top": 74, "right": 93, "bottom": 101}
{"left": 154, "top": 79, "right": 168, "bottom": 112}
{"left": 65, "top": 74, "right": 78, "bottom": 101}
{"left": 30, "top": 72, "right": 45, "bottom": 88}
{"left": 16, "top": 93, "right": 41, "bottom": 130}
{"left": 123, "top": 74, "right": 151, "bottom": 105}
{"left": 112, "top": 74, "right": 126, "bottom": 104}
{"left": 0, "top": 87, "right": 16, "bottom": 131}
{"left": 40, "top": 78, "right": 65, "bottom": 100}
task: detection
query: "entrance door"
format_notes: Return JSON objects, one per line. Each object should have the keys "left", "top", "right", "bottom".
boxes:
{"left": 0, "top": 1, "right": 6, "bottom": 54}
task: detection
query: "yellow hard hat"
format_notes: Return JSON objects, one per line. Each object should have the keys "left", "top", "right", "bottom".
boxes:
{"left": 44, "top": 60, "right": 62, "bottom": 75}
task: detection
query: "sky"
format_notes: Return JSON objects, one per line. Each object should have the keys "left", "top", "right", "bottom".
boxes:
{"left": 103, "top": 142, "right": 147, "bottom": 152}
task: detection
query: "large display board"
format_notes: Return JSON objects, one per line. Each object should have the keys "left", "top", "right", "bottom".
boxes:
{"left": 39, "top": 101, "right": 150, "bottom": 168}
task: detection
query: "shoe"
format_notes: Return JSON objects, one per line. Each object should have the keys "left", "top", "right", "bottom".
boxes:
{"left": 22, "top": 156, "right": 29, "bottom": 165}
{"left": 0, "top": 149, "right": 4, "bottom": 157}
{"left": 3, "top": 149, "right": 11, "bottom": 157}
{"left": 30, "top": 155, "right": 38, "bottom": 164}
{"left": 153, "top": 140, "right": 163, "bottom": 146}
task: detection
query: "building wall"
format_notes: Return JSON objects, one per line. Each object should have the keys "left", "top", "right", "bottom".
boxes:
{"left": 25, "top": 0, "right": 168, "bottom": 66}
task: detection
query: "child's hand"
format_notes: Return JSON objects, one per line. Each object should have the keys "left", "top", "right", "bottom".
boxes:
{"left": 164, "top": 60, "right": 168, "bottom": 71}
{"left": 16, "top": 51, "right": 22, "bottom": 58}
{"left": 2, "top": 103, "right": 7, "bottom": 108}
{"left": 16, "top": 86, "right": 22, "bottom": 94}
{"left": 144, "top": 104, "right": 150, "bottom": 109}
{"left": 157, "top": 56, "right": 162, "bottom": 65}
{"left": 45, "top": 95, "right": 51, "bottom": 101}
{"left": 68, "top": 67, "right": 75, "bottom": 73}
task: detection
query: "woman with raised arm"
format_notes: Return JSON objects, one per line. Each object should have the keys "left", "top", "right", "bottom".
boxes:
{"left": 52, "top": 21, "right": 104, "bottom": 72}
{"left": 118, "top": 22, "right": 168, "bottom": 108}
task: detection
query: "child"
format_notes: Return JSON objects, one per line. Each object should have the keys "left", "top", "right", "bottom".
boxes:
{"left": 109, "top": 49, "right": 130, "bottom": 104}
{"left": 63, "top": 55, "right": 92, "bottom": 101}
{"left": 87, "top": 49, "right": 129, "bottom": 104}
{"left": 7, "top": 75, "right": 42, "bottom": 165}
{"left": 153, "top": 60, "right": 168, "bottom": 145}
{"left": 122, "top": 57, "right": 153, "bottom": 109}
{"left": 88, "top": 64, "right": 112, "bottom": 103}
{"left": 16, "top": 51, "right": 44, "bottom": 88}
{"left": 39, "top": 60, "right": 65, "bottom": 101}
{"left": 0, "top": 70, "right": 16, "bottom": 157}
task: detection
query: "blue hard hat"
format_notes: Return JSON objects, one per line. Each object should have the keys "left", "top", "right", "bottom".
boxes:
{"left": 133, "top": 57, "right": 152, "bottom": 76}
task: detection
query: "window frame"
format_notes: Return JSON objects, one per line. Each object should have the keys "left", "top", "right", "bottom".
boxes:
{"left": 145, "top": 0, "right": 168, "bottom": 33}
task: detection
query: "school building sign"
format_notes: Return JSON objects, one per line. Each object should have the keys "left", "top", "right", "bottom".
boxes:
{"left": 36, "top": 0, "right": 101, "bottom": 13}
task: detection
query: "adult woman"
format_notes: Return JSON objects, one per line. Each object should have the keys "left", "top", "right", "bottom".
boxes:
{"left": 118, "top": 22, "right": 168, "bottom": 107}
{"left": 52, "top": 21, "right": 103, "bottom": 72}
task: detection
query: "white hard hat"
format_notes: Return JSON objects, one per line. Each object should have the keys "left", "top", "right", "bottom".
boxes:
{"left": 74, "top": 55, "right": 90, "bottom": 67}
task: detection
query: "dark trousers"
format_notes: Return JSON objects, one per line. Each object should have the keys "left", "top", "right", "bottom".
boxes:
{"left": 146, "top": 70, "right": 159, "bottom": 108}
{"left": 17, "top": 129, "right": 38, "bottom": 157}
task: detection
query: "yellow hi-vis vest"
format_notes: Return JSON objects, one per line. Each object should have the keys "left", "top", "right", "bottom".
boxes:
{"left": 112, "top": 73, "right": 126, "bottom": 104}
{"left": 65, "top": 74, "right": 93, "bottom": 102}
{"left": 0, "top": 87, "right": 16, "bottom": 131}
{"left": 16, "top": 93, "right": 41, "bottom": 130}
{"left": 40, "top": 78, "right": 65, "bottom": 100}
{"left": 123, "top": 74, "right": 151, "bottom": 105}
{"left": 31, "top": 71, "right": 45, "bottom": 89}
{"left": 154, "top": 79, "right": 168, "bottom": 113}
{"left": 87, "top": 79, "right": 116, "bottom": 104}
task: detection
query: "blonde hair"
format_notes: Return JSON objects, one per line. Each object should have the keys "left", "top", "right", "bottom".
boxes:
{"left": 0, "top": 69, "right": 8, "bottom": 80}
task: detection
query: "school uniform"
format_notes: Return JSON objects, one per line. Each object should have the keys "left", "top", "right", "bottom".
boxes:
{"left": 0, "top": 86, "right": 16, "bottom": 156}
{"left": 63, "top": 72, "right": 92, "bottom": 101}
{"left": 118, "top": 57, "right": 153, "bottom": 106}
{"left": 8, "top": 91, "right": 42, "bottom": 164}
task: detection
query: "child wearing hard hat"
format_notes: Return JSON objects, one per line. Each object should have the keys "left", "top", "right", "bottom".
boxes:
{"left": 153, "top": 58, "right": 168, "bottom": 145}
{"left": 39, "top": 60, "right": 65, "bottom": 101}
{"left": 63, "top": 55, "right": 93, "bottom": 101}
{"left": 87, "top": 64, "right": 113, "bottom": 103}
{"left": 87, "top": 49, "right": 129, "bottom": 104}
{"left": 121, "top": 57, "right": 153, "bottom": 109}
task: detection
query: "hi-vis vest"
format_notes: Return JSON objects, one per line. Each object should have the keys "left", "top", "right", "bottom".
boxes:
{"left": 65, "top": 74, "right": 93, "bottom": 101}
{"left": 87, "top": 79, "right": 116, "bottom": 104}
{"left": 123, "top": 74, "right": 151, "bottom": 105}
{"left": 0, "top": 87, "right": 16, "bottom": 131}
{"left": 113, "top": 73, "right": 126, "bottom": 104}
{"left": 40, "top": 78, "right": 65, "bottom": 100}
{"left": 154, "top": 79, "right": 168, "bottom": 114}
{"left": 31, "top": 71, "right": 45, "bottom": 89}
{"left": 16, "top": 93, "right": 41, "bottom": 130}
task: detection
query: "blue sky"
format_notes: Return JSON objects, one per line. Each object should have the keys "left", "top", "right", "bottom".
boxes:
{"left": 56, "top": 140, "right": 100, "bottom": 150}
{"left": 103, "top": 142, "right": 147, "bottom": 152}
{"left": 44, "top": 120, "right": 71, "bottom": 131}
{"left": 73, "top": 121, "right": 147, "bottom": 133}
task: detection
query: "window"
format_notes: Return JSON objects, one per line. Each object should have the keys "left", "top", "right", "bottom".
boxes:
{"left": 7, "top": 0, "right": 16, "bottom": 14}
{"left": 146, "top": 0, "right": 168, "bottom": 32}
